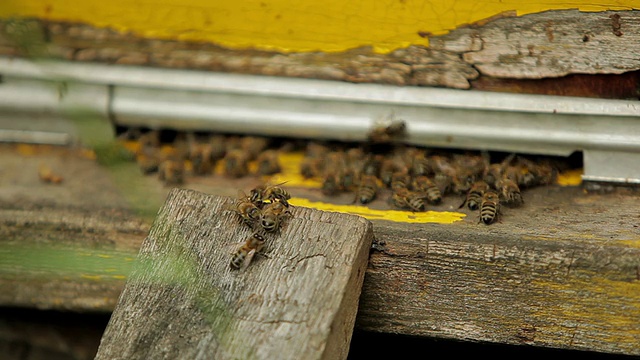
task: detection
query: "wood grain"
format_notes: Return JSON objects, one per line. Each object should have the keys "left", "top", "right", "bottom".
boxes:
{"left": 95, "top": 189, "right": 373, "bottom": 360}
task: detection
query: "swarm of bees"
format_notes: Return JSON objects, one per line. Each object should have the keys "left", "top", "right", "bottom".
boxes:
{"left": 298, "top": 138, "right": 559, "bottom": 225}
{"left": 120, "top": 124, "right": 562, "bottom": 226}
{"left": 225, "top": 182, "right": 292, "bottom": 270}
{"left": 123, "top": 130, "right": 283, "bottom": 187}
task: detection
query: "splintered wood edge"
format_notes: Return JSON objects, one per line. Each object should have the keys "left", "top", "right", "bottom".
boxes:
{"left": 96, "top": 188, "right": 373, "bottom": 360}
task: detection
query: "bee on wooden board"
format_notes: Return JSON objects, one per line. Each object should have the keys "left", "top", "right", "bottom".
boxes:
{"left": 188, "top": 142, "right": 217, "bottom": 176}
{"left": 479, "top": 190, "right": 501, "bottom": 225}
{"left": 135, "top": 146, "right": 162, "bottom": 175}
{"left": 391, "top": 188, "right": 426, "bottom": 212}
{"left": 38, "top": 164, "right": 63, "bottom": 184}
{"left": 321, "top": 170, "right": 342, "bottom": 196}
{"left": 379, "top": 156, "right": 406, "bottom": 188}
{"left": 300, "top": 157, "right": 324, "bottom": 178}
{"left": 459, "top": 180, "right": 490, "bottom": 210}
{"left": 496, "top": 177, "right": 523, "bottom": 207}
{"left": 411, "top": 175, "right": 442, "bottom": 205}
{"left": 230, "top": 232, "right": 266, "bottom": 270}
{"left": 223, "top": 149, "right": 250, "bottom": 178}
{"left": 158, "top": 157, "right": 185, "bottom": 186}
{"left": 259, "top": 200, "right": 291, "bottom": 233}
{"left": 354, "top": 174, "right": 380, "bottom": 204}
{"left": 390, "top": 170, "right": 411, "bottom": 191}
{"left": 255, "top": 149, "right": 282, "bottom": 176}
{"left": 228, "top": 190, "right": 263, "bottom": 228}
{"left": 250, "top": 182, "right": 291, "bottom": 207}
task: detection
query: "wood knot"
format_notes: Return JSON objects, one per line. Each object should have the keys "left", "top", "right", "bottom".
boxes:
{"left": 609, "top": 14, "right": 623, "bottom": 36}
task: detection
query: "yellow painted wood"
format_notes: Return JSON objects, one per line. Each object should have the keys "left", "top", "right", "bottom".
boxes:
{"left": 1, "top": 1, "right": 638, "bottom": 53}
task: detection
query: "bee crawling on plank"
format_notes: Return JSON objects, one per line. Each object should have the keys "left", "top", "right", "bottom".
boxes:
{"left": 230, "top": 231, "right": 267, "bottom": 271}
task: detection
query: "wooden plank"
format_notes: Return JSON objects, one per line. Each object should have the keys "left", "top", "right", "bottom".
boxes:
{"left": 94, "top": 188, "right": 373, "bottom": 360}
{"left": 356, "top": 185, "right": 640, "bottom": 356}
{"left": 2, "top": 144, "right": 640, "bottom": 355}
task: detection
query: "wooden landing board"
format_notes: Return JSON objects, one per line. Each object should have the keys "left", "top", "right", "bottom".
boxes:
{"left": 95, "top": 189, "right": 373, "bottom": 360}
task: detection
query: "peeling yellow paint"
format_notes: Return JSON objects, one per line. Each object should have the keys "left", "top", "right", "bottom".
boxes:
{"left": 532, "top": 273, "right": 640, "bottom": 346}
{"left": 80, "top": 274, "right": 103, "bottom": 281}
{"left": 2, "top": 1, "right": 638, "bottom": 53}
{"left": 289, "top": 197, "right": 466, "bottom": 223}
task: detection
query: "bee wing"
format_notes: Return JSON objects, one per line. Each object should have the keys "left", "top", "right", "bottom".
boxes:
{"left": 238, "top": 248, "right": 258, "bottom": 272}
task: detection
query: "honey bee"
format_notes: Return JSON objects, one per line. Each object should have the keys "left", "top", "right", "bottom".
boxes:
{"left": 259, "top": 201, "right": 290, "bottom": 233}
{"left": 189, "top": 142, "right": 217, "bottom": 176}
{"left": 230, "top": 190, "right": 263, "bottom": 227}
{"left": 367, "top": 120, "right": 407, "bottom": 143}
{"left": 479, "top": 190, "right": 500, "bottom": 225}
{"left": 361, "top": 154, "right": 384, "bottom": 177}
{"left": 321, "top": 171, "right": 342, "bottom": 196}
{"left": 496, "top": 177, "right": 523, "bottom": 207}
{"left": 255, "top": 149, "right": 281, "bottom": 175}
{"left": 459, "top": 180, "right": 490, "bottom": 210}
{"left": 38, "top": 165, "right": 63, "bottom": 184}
{"left": 135, "top": 146, "right": 162, "bottom": 174}
{"left": 305, "top": 141, "right": 330, "bottom": 158}
{"left": 482, "top": 152, "right": 515, "bottom": 187}
{"left": 300, "top": 157, "right": 324, "bottom": 178}
{"left": 223, "top": 149, "right": 250, "bottom": 178}
{"left": 410, "top": 153, "right": 433, "bottom": 177}
{"left": 158, "top": 157, "right": 185, "bottom": 186}
{"left": 390, "top": 170, "right": 411, "bottom": 191}
{"left": 391, "top": 188, "right": 426, "bottom": 212}
{"left": 230, "top": 232, "right": 266, "bottom": 270}
{"left": 250, "top": 182, "right": 291, "bottom": 207}
{"left": 355, "top": 174, "right": 380, "bottom": 204}
{"left": 240, "top": 136, "right": 270, "bottom": 161}
{"left": 380, "top": 156, "right": 406, "bottom": 188}
{"left": 411, "top": 175, "right": 442, "bottom": 205}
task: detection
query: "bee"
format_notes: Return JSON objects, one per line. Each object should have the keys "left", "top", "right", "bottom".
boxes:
{"left": 255, "top": 149, "right": 281, "bottom": 175}
{"left": 479, "top": 190, "right": 500, "bottom": 225}
{"left": 321, "top": 171, "right": 342, "bottom": 196}
{"left": 300, "top": 157, "right": 324, "bottom": 178}
{"left": 367, "top": 120, "right": 407, "bottom": 143}
{"left": 135, "top": 146, "right": 162, "bottom": 174}
{"left": 410, "top": 153, "right": 432, "bottom": 177}
{"left": 305, "top": 141, "right": 330, "bottom": 159}
{"left": 361, "top": 154, "right": 384, "bottom": 177}
{"left": 496, "top": 177, "right": 523, "bottom": 207}
{"left": 380, "top": 156, "right": 406, "bottom": 188}
{"left": 459, "top": 180, "right": 490, "bottom": 210}
{"left": 188, "top": 142, "right": 217, "bottom": 176}
{"left": 223, "top": 149, "right": 250, "bottom": 178}
{"left": 230, "top": 190, "right": 263, "bottom": 227}
{"left": 390, "top": 170, "right": 411, "bottom": 191}
{"left": 38, "top": 165, "right": 63, "bottom": 184}
{"left": 240, "top": 136, "right": 270, "bottom": 161}
{"left": 411, "top": 175, "right": 442, "bottom": 205}
{"left": 250, "top": 182, "right": 291, "bottom": 207}
{"left": 259, "top": 201, "right": 290, "bottom": 233}
{"left": 355, "top": 174, "right": 380, "bottom": 204}
{"left": 230, "top": 232, "right": 266, "bottom": 270}
{"left": 158, "top": 157, "right": 185, "bottom": 186}
{"left": 391, "top": 188, "right": 426, "bottom": 212}
{"left": 482, "top": 152, "right": 515, "bottom": 187}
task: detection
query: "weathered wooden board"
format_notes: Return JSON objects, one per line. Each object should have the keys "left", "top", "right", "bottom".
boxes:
{"left": 95, "top": 189, "right": 373, "bottom": 360}
{"left": 2, "top": 144, "right": 640, "bottom": 356}
{"left": 357, "top": 185, "right": 640, "bottom": 356}
{"left": 3, "top": 9, "right": 639, "bottom": 92}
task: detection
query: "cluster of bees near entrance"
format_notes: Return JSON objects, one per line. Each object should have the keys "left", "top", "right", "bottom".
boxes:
{"left": 120, "top": 121, "right": 563, "bottom": 227}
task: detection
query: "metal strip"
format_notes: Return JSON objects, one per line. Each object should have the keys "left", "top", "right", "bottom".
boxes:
{"left": 1, "top": 57, "right": 639, "bottom": 183}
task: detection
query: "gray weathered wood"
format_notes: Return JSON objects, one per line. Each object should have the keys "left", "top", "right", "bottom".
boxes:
{"left": 456, "top": 10, "right": 640, "bottom": 78}
{"left": 95, "top": 188, "right": 373, "bottom": 360}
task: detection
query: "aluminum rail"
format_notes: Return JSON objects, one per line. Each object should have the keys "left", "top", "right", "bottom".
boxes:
{"left": 1, "top": 57, "right": 639, "bottom": 183}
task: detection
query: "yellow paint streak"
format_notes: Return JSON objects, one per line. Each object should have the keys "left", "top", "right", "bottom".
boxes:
{"left": 533, "top": 273, "right": 640, "bottom": 345}
{"left": 557, "top": 169, "right": 583, "bottom": 186}
{"left": 2, "top": 1, "right": 638, "bottom": 53}
{"left": 289, "top": 197, "right": 465, "bottom": 224}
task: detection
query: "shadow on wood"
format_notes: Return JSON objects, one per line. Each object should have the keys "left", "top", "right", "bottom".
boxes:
{"left": 95, "top": 188, "right": 373, "bottom": 360}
